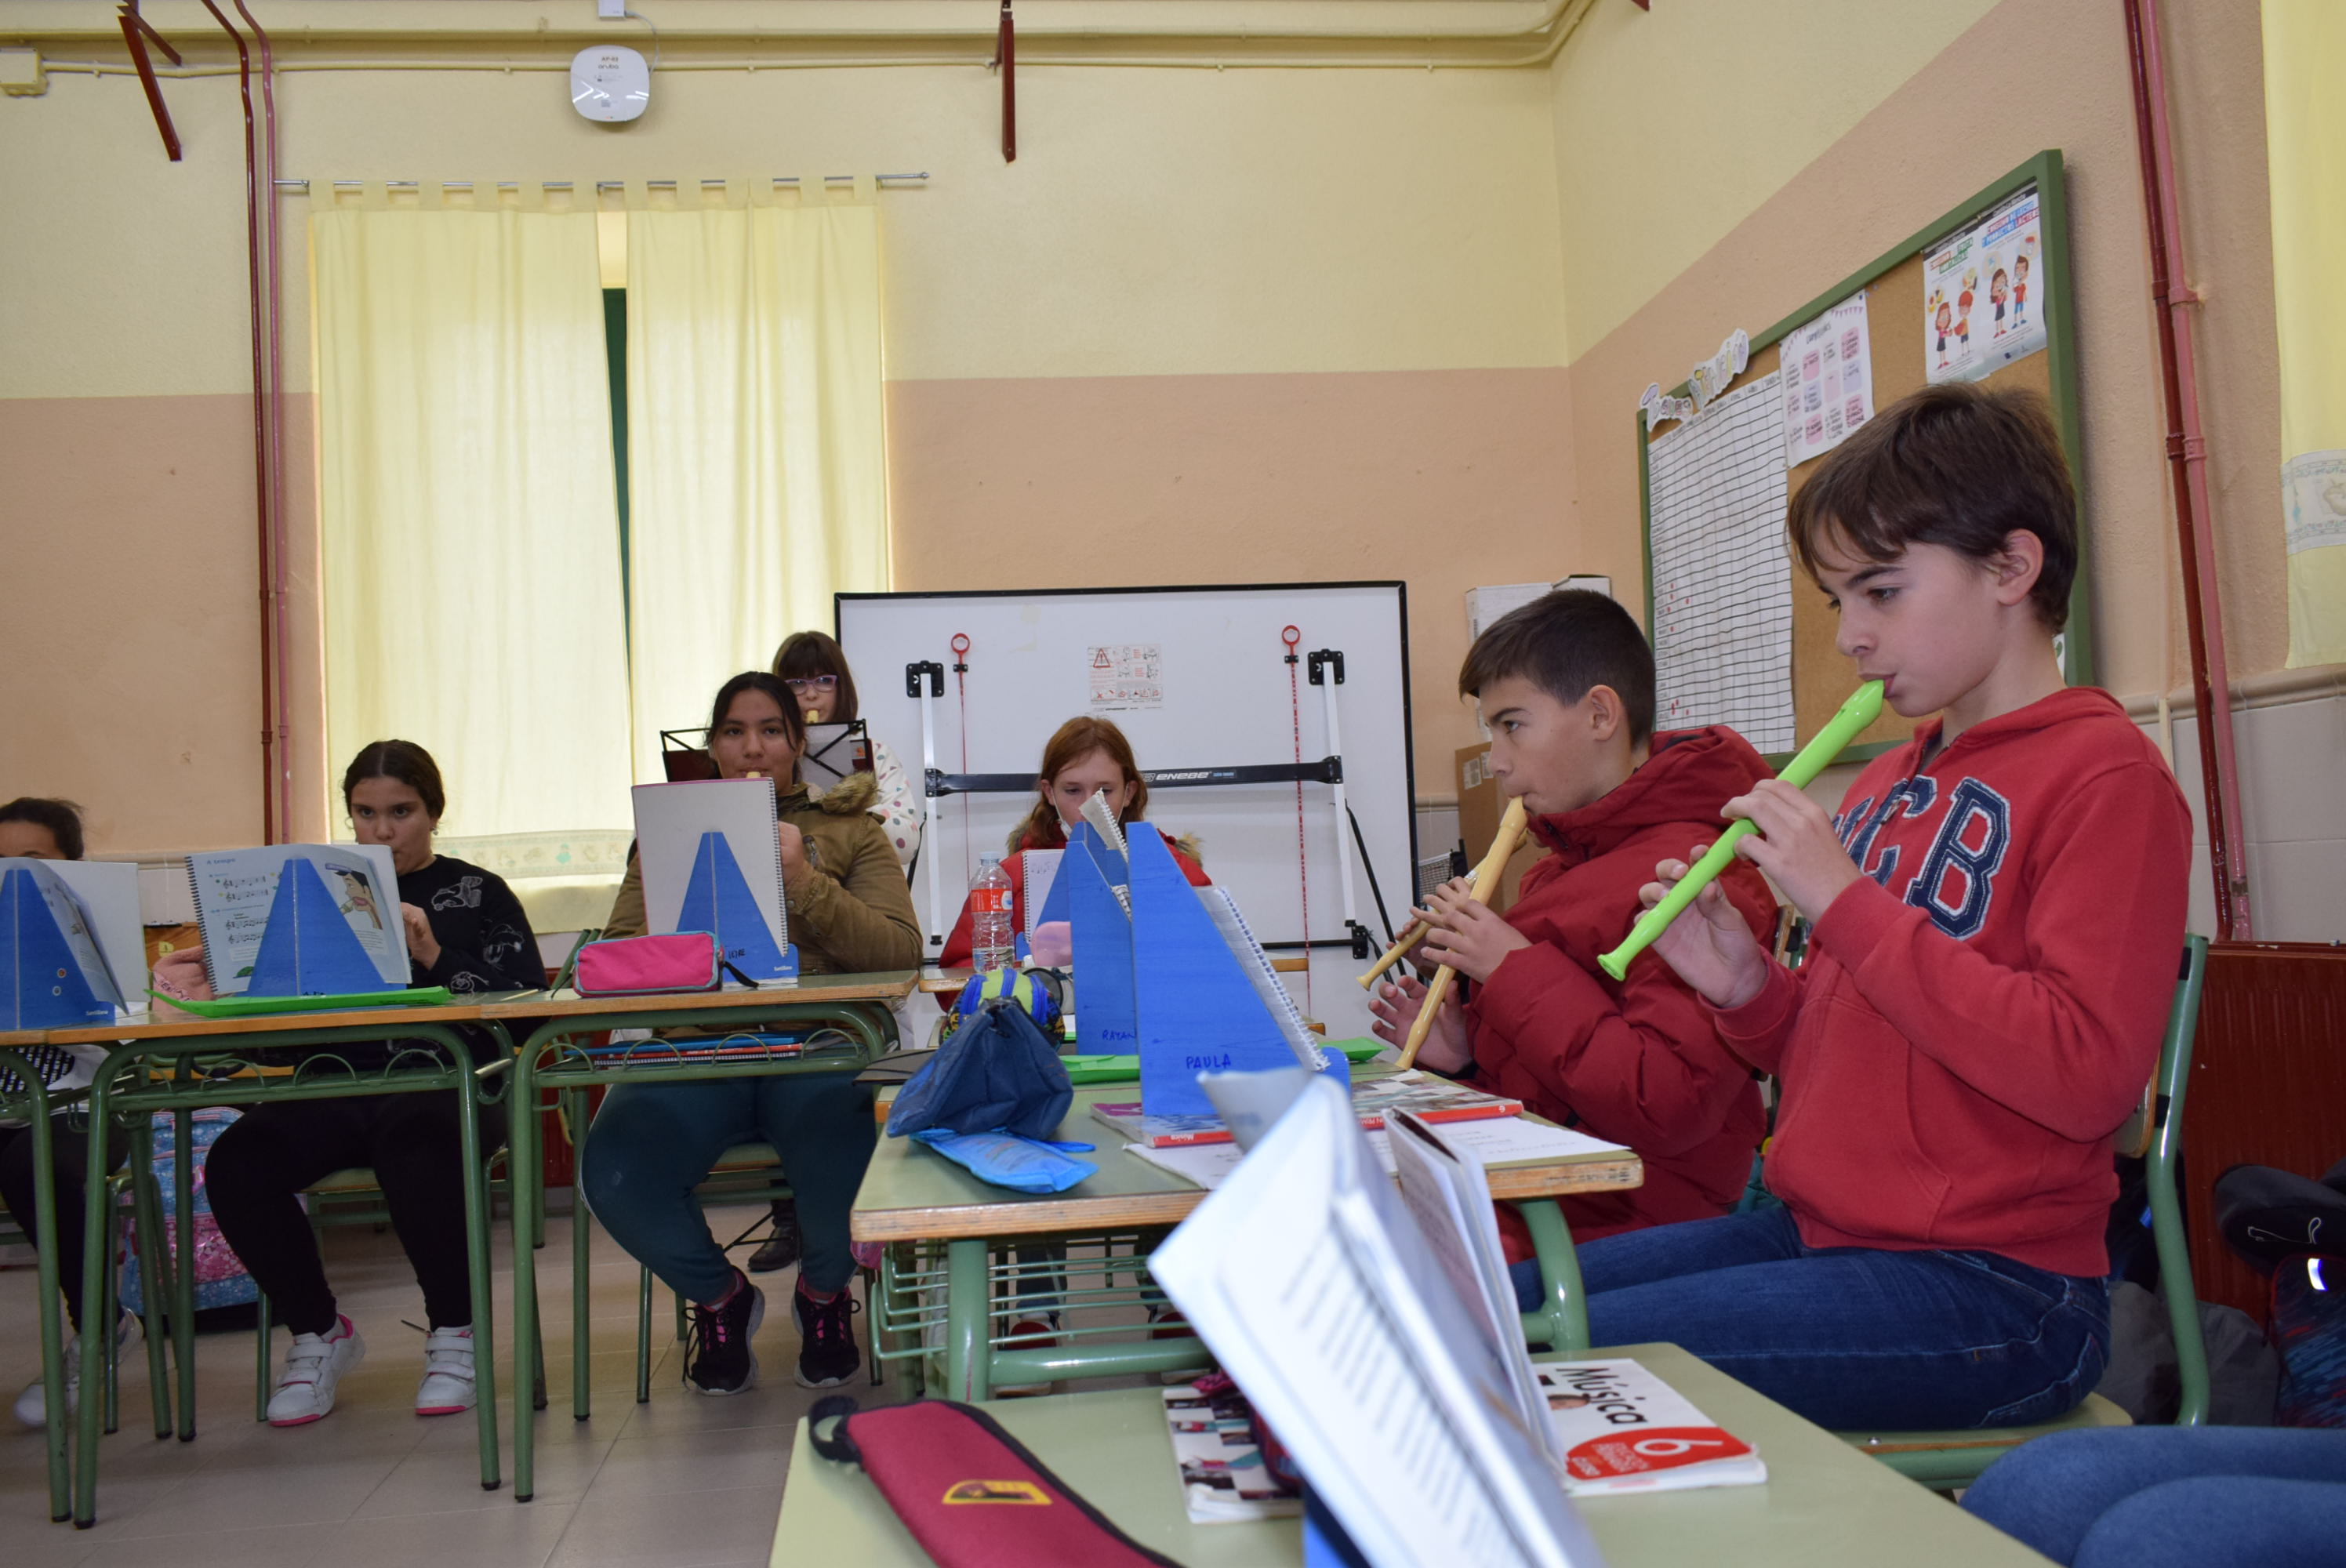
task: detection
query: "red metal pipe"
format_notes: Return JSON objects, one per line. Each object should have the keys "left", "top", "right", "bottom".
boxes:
{"left": 116, "top": 5, "right": 183, "bottom": 161}
{"left": 236, "top": 0, "right": 292, "bottom": 845}
{"left": 997, "top": 1, "right": 1015, "bottom": 163}
{"left": 2123, "top": 0, "right": 2253, "bottom": 938}
{"left": 202, "top": 0, "right": 285, "bottom": 844}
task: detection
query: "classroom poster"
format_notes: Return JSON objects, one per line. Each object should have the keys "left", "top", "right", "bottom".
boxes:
{"left": 1924, "top": 183, "right": 2047, "bottom": 384}
{"left": 1088, "top": 643, "right": 1164, "bottom": 710}
{"left": 1781, "top": 291, "right": 1875, "bottom": 466}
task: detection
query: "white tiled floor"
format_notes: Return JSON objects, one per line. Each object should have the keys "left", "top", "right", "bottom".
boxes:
{"left": 0, "top": 1201, "right": 899, "bottom": 1566}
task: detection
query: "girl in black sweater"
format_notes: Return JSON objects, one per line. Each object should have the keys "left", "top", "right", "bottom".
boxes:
{"left": 168, "top": 742, "right": 541, "bottom": 1427}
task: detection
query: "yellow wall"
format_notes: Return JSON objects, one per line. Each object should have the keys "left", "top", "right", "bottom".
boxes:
{"left": 1549, "top": 0, "right": 2002, "bottom": 360}
{"left": 0, "top": 0, "right": 2304, "bottom": 863}
{"left": 1548, "top": 0, "right": 2286, "bottom": 702}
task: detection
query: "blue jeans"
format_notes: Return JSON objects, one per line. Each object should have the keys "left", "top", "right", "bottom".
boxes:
{"left": 1963, "top": 1427, "right": 2346, "bottom": 1568}
{"left": 1509, "top": 1206, "right": 2110, "bottom": 1429}
{"left": 582, "top": 1072, "right": 875, "bottom": 1302}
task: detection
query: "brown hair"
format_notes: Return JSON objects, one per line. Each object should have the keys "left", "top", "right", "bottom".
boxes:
{"left": 707, "top": 671, "right": 808, "bottom": 768}
{"left": 771, "top": 631, "right": 860, "bottom": 724}
{"left": 1009, "top": 717, "right": 1149, "bottom": 855}
{"left": 1787, "top": 381, "right": 2076, "bottom": 631}
{"left": 341, "top": 741, "right": 445, "bottom": 820}
{"left": 1458, "top": 590, "right": 1654, "bottom": 745}
{"left": 0, "top": 797, "right": 86, "bottom": 860}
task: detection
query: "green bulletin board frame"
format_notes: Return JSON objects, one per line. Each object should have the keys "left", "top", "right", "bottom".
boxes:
{"left": 1636, "top": 149, "right": 2087, "bottom": 766}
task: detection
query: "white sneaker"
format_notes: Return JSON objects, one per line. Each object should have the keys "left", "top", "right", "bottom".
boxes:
{"left": 13, "top": 1312, "right": 136, "bottom": 1428}
{"left": 267, "top": 1316, "right": 365, "bottom": 1427}
{"left": 415, "top": 1326, "right": 476, "bottom": 1416}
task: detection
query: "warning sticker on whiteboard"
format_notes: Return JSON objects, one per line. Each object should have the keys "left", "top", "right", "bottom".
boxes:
{"left": 1088, "top": 644, "right": 1164, "bottom": 710}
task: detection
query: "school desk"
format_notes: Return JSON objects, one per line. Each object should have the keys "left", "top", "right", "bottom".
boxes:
{"left": 850, "top": 1082, "right": 1640, "bottom": 1401}
{"left": 481, "top": 973, "right": 917, "bottom": 1502}
{"left": 1, "top": 1044, "right": 82, "bottom": 1523}
{"left": 42, "top": 1000, "right": 511, "bottom": 1526}
{"left": 771, "top": 1342, "right": 2053, "bottom": 1568}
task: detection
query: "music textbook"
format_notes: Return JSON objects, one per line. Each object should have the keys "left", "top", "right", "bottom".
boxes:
{"left": 1538, "top": 1359, "right": 1766, "bottom": 1496}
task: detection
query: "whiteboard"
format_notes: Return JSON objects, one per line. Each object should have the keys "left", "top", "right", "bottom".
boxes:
{"left": 837, "top": 584, "right": 1418, "bottom": 1039}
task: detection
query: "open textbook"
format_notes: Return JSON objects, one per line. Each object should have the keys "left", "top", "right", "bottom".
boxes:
{"left": 1149, "top": 1074, "right": 1603, "bottom": 1568}
{"left": 185, "top": 844, "right": 409, "bottom": 997}
{"left": 0, "top": 856, "right": 141, "bottom": 1026}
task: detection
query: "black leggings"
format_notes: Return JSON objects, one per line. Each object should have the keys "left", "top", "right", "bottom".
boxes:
{"left": 0, "top": 1118, "right": 129, "bottom": 1334}
{"left": 205, "top": 1092, "right": 506, "bottom": 1338}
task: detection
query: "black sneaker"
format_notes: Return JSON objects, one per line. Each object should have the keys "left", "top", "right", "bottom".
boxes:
{"left": 746, "top": 1199, "right": 803, "bottom": 1275}
{"left": 682, "top": 1272, "right": 764, "bottom": 1396}
{"left": 793, "top": 1285, "right": 862, "bottom": 1390}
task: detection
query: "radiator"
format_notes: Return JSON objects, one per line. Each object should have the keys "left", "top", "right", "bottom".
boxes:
{"left": 2183, "top": 942, "right": 2346, "bottom": 1318}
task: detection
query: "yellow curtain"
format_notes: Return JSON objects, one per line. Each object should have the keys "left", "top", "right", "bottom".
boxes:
{"left": 622, "top": 191, "right": 889, "bottom": 777}
{"left": 2263, "top": 0, "right": 2346, "bottom": 666}
{"left": 314, "top": 201, "right": 636, "bottom": 845}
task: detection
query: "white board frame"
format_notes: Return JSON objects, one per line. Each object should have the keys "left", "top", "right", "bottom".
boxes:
{"left": 837, "top": 583, "right": 1417, "bottom": 1031}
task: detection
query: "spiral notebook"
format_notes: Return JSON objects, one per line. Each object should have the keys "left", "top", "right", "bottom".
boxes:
{"left": 183, "top": 844, "right": 409, "bottom": 998}
{"left": 629, "top": 778, "right": 793, "bottom": 982}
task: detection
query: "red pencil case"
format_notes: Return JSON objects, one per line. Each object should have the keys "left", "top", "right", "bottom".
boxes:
{"left": 808, "top": 1396, "right": 1181, "bottom": 1567}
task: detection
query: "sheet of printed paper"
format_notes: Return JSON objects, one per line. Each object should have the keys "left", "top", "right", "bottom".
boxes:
{"left": 1086, "top": 643, "right": 1164, "bottom": 711}
{"left": 1925, "top": 183, "right": 2046, "bottom": 385}
{"left": 1124, "top": 1114, "right": 1626, "bottom": 1189}
{"left": 1647, "top": 371, "right": 1796, "bottom": 753}
{"left": 1781, "top": 292, "right": 1875, "bottom": 466}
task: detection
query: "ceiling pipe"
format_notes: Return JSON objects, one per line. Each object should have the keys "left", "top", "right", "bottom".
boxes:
{"left": 238, "top": 0, "right": 292, "bottom": 847}
{"left": 114, "top": 1, "right": 182, "bottom": 159}
{"left": 2123, "top": 0, "right": 2252, "bottom": 939}
{"left": 201, "top": 0, "right": 290, "bottom": 844}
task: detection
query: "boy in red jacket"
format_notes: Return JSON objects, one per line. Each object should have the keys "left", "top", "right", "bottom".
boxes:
{"left": 1581, "top": 383, "right": 2192, "bottom": 1431}
{"left": 1369, "top": 589, "right": 1774, "bottom": 1248}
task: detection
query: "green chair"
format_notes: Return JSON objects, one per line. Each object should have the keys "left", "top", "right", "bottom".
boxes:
{"left": 629, "top": 1142, "right": 797, "bottom": 1403}
{"left": 1835, "top": 935, "right": 2210, "bottom": 1489}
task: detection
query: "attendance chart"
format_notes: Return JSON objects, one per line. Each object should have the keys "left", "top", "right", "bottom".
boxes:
{"left": 1646, "top": 371, "right": 1796, "bottom": 755}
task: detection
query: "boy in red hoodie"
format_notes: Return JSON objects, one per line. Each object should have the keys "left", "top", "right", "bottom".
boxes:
{"left": 1577, "top": 383, "right": 2192, "bottom": 1431}
{"left": 1368, "top": 589, "right": 1775, "bottom": 1248}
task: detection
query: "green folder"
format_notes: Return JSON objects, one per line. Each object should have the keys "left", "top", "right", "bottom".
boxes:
{"left": 1061, "top": 1036, "right": 1385, "bottom": 1085}
{"left": 147, "top": 986, "right": 454, "bottom": 1020}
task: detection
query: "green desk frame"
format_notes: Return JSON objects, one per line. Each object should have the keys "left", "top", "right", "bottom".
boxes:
{"left": 498, "top": 975, "right": 913, "bottom": 1502}
{"left": 68, "top": 1014, "right": 512, "bottom": 1528}
{"left": 1, "top": 1047, "right": 74, "bottom": 1523}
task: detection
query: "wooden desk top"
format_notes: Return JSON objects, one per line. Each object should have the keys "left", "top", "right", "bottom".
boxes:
{"left": 476, "top": 971, "right": 918, "bottom": 1022}
{"left": 44, "top": 1000, "right": 496, "bottom": 1047}
{"left": 850, "top": 1083, "right": 1643, "bottom": 1243}
{"left": 772, "top": 1343, "right": 2050, "bottom": 1567}
{"left": 32, "top": 974, "right": 917, "bottom": 1049}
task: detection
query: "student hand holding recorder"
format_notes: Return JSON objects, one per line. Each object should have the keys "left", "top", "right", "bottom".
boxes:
{"left": 1366, "top": 873, "right": 1531, "bottom": 1072}
{"left": 1636, "top": 781, "right": 1862, "bottom": 1011}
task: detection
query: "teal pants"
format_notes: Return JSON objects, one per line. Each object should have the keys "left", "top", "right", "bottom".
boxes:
{"left": 582, "top": 1073, "right": 875, "bottom": 1301}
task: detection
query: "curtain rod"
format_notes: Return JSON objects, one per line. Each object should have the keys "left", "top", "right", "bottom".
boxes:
{"left": 273, "top": 173, "right": 929, "bottom": 193}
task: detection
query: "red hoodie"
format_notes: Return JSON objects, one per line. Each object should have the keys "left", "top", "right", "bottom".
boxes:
{"left": 1467, "top": 726, "right": 1777, "bottom": 1254}
{"left": 1714, "top": 686, "right": 2191, "bottom": 1278}
{"left": 939, "top": 823, "right": 1210, "bottom": 966}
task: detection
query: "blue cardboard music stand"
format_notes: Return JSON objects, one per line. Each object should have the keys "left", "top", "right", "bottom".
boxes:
{"left": 1069, "top": 831, "right": 1138, "bottom": 1055}
{"left": 244, "top": 858, "right": 403, "bottom": 998}
{"left": 0, "top": 866, "right": 114, "bottom": 1028}
{"left": 1128, "top": 822, "right": 1307, "bottom": 1117}
{"left": 677, "top": 830, "right": 798, "bottom": 982}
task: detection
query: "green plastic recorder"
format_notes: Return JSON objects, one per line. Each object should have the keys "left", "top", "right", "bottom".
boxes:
{"left": 1596, "top": 680, "right": 1886, "bottom": 982}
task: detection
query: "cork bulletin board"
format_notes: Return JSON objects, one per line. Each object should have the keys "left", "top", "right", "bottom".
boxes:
{"left": 1638, "top": 151, "right": 2086, "bottom": 762}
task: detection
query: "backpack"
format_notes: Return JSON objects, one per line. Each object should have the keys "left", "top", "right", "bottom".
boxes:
{"left": 2214, "top": 1159, "right": 2346, "bottom": 1428}
{"left": 119, "top": 1107, "right": 260, "bottom": 1317}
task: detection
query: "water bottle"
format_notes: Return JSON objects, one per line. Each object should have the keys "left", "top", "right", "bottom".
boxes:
{"left": 969, "top": 855, "right": 1016, "bottom": 974}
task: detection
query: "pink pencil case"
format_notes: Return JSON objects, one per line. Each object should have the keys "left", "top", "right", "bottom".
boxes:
{"left": 574, "top": 932, "right": 721, "bottom": 996}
